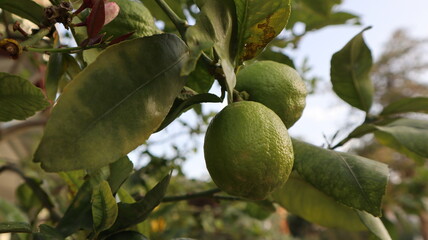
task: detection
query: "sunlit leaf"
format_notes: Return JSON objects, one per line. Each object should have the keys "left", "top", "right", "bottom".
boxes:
{"left": 357, "top": 211, "right": 392, "bottom": 240}
{"left": 380, "top": 97, "right": 428, "bottom": 116}
{"left": 331, "top": 27, "right": 373, "bottom": 112}
{"left": 102, "top": 0, "right": 161, "bottom": 39}
{"left": 92, "top": 181, "right": 118, "bottom": 233}
{"left": 0, "top": 73, "right": 49, "bottom": 122}
{"left": 271, "top": 172, "right": 367, "bottom": 231}
{"left": 375, "top": 118, "right": 428, "bottom": 163}
{"left": 292, "top": 139, "right": 388, "bottom": 216}
{"left": 34, "top": 34, "right": 189, "bottom": 172}
{"left": 0, "top": 0, "right": 44, "bottom": 25}
{"left": 234, "top": 0, "right": 291, "bottom": 63}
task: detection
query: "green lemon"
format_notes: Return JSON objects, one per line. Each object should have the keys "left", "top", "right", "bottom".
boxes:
{"left": 236, "top": 60, "right": 307, "bottom": 128}
{"left": 204, "top": 101, "right": 294, "bottom": 200}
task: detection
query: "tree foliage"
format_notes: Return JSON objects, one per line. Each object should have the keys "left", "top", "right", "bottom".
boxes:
{"left": 0, "top": 0, "right": 427, "bottom": 239}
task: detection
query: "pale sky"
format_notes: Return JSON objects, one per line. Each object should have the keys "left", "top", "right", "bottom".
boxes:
{"left": 133, "top": 0, "right": 428, "bottom": 179}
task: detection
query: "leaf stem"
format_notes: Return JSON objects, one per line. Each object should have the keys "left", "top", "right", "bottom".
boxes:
{"left": 154, "top": 0, "right": 188, "bottom": 39}
{"left": 20, "top": 28, "right": 51, "bottom": 47}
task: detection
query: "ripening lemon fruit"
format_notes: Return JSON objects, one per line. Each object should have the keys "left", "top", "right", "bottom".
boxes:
{"left": 236, "top": 61, "right": 307, "bottom": 128}
{"left": 204, "top": 101, "right": 294, "bottom": 200}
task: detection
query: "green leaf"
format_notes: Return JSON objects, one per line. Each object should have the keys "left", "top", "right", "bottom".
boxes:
{"left": 185, "top": 58, "right": 215, "bottom": 93}
{"left": 300, "top": 0, "right": 340, "bottom": 16}
{"left": 0, "top": 222, "right": 32, "bottom": 234}
{"left": 255, "top": 48, "right": 295, "bottom": 68}
{"left": 0, "top": 73, "right": 49, "bottom": 122}
{"left": 244, "top": 201, "right": 276, "bottom": 220}
{"left": 380, "top": 97, "right": 428, "bottom": 116}
{"left": 271, "top": 172, "right": 367, "bottom": 231}
{"left": 103, "top": 174, "right": 171, "bottom": 235}
{"left": 330, "top": 27, "right": 373, "bottom": 112}
{"left": 292, "top": 139, "right": 389, "bottom": 216}
{"left": 58, "top": 170, "right": 86, "bottom": 195}
{"left": 108, "top": 156, "right": 134, "bottom": 194}
{"left": 0, "top": 198, "right": 28, "bottom": 222}
{"left": 34, "top": 34, "right": 189, "bottom": 172}
{"left": 46, "top": 53, "right": 67, "bottom": 100}
{"left": 374, "top": 119, "right": 428, "bottom": 163}
{"left": 102, "top": 0, "right": 161, "bottom": 39}
{"left": 34, "top": 224, "right": 64, "bottom": 240}
{"left": 156, "top": 89, "right": 222, "bottom": 132}
{"left": 183, "top": 23, "right": 215, "bottom": 76}
{"left": 195, "top": 0, "right": 237, "bottom": 102}
{"left": 234, "top": 0, "right": 291, "bottom": 63}
{"left": 55, "top": 170, "right": 107, "bottom": 237}
{"left": 92, "top": 181, "right": 118, "bottom": 233}
{"left": 0, "top": 0, "right": 44, "bottom": 25}
{"left": 357, "top": 211, "right": 392, "bottom": 240}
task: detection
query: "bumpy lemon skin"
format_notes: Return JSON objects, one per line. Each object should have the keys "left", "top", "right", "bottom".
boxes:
{"left": 236, "top": 61, "right": 307, "bottom": 128}
{"left": 204, "top": 101, "right": 294, "bottom": 200}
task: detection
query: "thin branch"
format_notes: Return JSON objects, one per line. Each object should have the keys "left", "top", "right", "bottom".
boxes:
{"left": 154, "top": 0, "right": 188, "bottom": 39}
{"left": 20, "top": 28, "right": 51, "bottom": 47}
{"left": 162, "top": 188, "right": 221, "bottom": 202}
{"left": 25, "top": 43, "right": 106, "bottom": 54}
{"left": 0, "top": 119, "right": 47, "bottom": 140}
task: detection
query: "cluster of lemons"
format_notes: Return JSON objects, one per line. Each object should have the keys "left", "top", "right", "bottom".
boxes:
{"left": 204, "top": 61, "right": 307, "bottom": 200}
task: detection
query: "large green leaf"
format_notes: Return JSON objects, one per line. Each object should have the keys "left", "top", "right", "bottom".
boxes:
{"left": 271, "top": 172, "right": 367, "bottom": 231}
{"left": 292, "top": 139, "right": 389, "bottom": 216}
{"left": 102, "top": 174, "right": 171, "bottom": 235}
{"left": 380, "top": 97, "right": 428, "bottom": 116}
{"left": 34, "top": 34, "right": 189, "bottom": 172}
{"left": 374, "top": 119, "right": 428, "bottom": 163}
{"left": 0, "top": 0, "right": 44, "bottom": 25}
{"left": 195, "top": 0, "right": 237, "bottom": 102}
{"left": 330, "top": 27, "right": 373, "bottom": 112}
{"left": 357, "top": 211, "right": 392, "bottom": 240}
{"left": 234, "top": 0, "right": 291, "bottom": 63}
{"left": 92, "top": 181, "right": 118, "bottom": 233}
{"left": 102, "top": 0, "right": 161, "bottom": 39}
{"left": 0, "top": 73, "right": 49, "bottom": 122}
